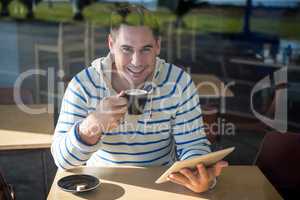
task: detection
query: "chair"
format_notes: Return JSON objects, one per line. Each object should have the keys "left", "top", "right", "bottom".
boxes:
{"left": 160, "top": 22, "right": 197, "bottom": 63}
{"left": 0, "top": 170, "right": 15, "bottom": 200}
{"left": 202, "top": 104, "right": 219, "bottom": 144}
{"left": 89, "top": 23, "right": 109, "bottom": 61}
{"left": 254, "top": 131, "right": 300, "bottom": 199}
{"left": 225, "top": 72, "right": 289, "bottom": 134}
{"left": 34, "top": 22, "right": 90, "bottom": 103}
{"left": 0, "top": 88, "right": 33, "bottom": 105}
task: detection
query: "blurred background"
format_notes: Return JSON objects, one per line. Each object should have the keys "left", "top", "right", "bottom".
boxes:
{"left": 0, "top": 0, "right": 299, "bottom": 199}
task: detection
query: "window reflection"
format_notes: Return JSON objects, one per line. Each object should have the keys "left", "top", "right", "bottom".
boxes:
{"left": 0, "top": 0, "right": 299, "bottom": 151}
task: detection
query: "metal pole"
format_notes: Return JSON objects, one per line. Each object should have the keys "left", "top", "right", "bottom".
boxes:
{"left": 243, "top": 0, "right": 252, "bottom": 34}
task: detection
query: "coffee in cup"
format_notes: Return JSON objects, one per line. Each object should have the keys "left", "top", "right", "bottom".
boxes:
{"left": 124, "top": 89, "right": 148, "bottom": 115}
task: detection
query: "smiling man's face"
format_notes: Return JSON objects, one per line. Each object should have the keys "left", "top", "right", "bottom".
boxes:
{"left": 109, "top": 25, "right": 161, "bottom": 88}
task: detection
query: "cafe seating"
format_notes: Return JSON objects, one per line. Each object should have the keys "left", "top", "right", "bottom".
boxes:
{"left": 0, "top": 170, "right": 15, "bottom": 200}
{"left": 226, "top": 75, "right": 289, "bottom": 134}
{"left": 202, "top": 104, "right": 219, "bottom": 144}
{"left": 89, "top": 23, "right": 109, "bottom": 61}
{"left": 34, "top": 22, "right": 90, "bottom": 103}
{"left": 254, "top": 131, "right": 300, "bottom": 199}
{"left": 0, "top": 88, "right": 33, "bottom": 105}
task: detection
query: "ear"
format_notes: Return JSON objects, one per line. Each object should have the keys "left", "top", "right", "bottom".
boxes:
{"left": 108, "top": 34, "right": 115, "bottom": 54}
{"left": 155, "top": 37, "right": 161, "bottom": 56}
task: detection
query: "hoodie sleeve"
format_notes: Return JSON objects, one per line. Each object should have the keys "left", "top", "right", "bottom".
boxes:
{"left": 172, "top": 72, "right": 211, "bottom": 161}
{"left": 51, "top": 73, "right": 102, "bottom": 170}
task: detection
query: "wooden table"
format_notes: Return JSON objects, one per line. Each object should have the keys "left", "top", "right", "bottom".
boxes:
{"left": 191, "top": 74, "right": 234, "bottom": 115}
{"left": 0, "top": 104, "right": 54, "bottom": 150}
{"left": 48, "top": 166, "right": 282, "bottom": 200}
{"left": 230, "top": 58, "right": 285, "bottom": 69}
{"left": 0, "top": 104, "right": 57, "bottom": 199}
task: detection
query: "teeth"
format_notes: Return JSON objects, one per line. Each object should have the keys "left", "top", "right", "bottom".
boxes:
{"left": 128, "top": 67, "right": 144, "bottom": 73}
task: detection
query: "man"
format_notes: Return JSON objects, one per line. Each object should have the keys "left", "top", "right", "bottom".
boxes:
{"left": 51, "top": 5, "right": 228, "bottom": 193}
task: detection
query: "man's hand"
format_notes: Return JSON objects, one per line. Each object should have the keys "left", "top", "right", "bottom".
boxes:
{"left": 78, "top": 91, "right": 128, "bottom": 145}
{"left": 167, "top": 161, "right": 228, "bottom": 193}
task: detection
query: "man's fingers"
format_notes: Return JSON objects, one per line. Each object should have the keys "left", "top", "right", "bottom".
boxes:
{"left": 98, "top": 93, "right": 128, "bottom": 112}
{"left": 179, "top": 168, "right": 198, "bottom": 184}
{"left": 103, "top": 93, "right": 128, "bottom": 107}
{"left": 114, "top": 113, "right": 126, "bottom": 123}
{"left": 117, "top": 90, "right": 126, "bottom": 97}
{"left": 196, "top": 163, "right": 209, "bottom": 181}
{"left": 111, "top": 96, "right": 128, "bottom": 106}
{"left": 112, "top": 104, "right": 128, "bottom": 113}
{"left": 213, "top": 161, "right": 228, "bottom": 177}
{"left": 168, "top": 173, "right": 188, "bottom": 187}
{"left": 115, "top": 91, "right": 127, "bottom": 106}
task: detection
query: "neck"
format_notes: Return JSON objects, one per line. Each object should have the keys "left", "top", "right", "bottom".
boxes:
{"left": 111, "top": 72, "right": 132, "bottom": 93}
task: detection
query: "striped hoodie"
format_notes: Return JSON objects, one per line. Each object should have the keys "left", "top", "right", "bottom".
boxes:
{"left": 51, "top": 54, "right": 211, "bottom": 170}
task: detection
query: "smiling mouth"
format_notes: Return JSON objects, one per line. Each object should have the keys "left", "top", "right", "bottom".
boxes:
{"left": 127, "top": 66, "right": 145, "bottom": 76}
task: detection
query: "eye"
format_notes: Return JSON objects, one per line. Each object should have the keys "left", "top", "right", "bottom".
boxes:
{"left": 121, "top": 47, "right": 133, "bottom": 54}
{"left": 141, "top": 47, "right": 151, "bottom": 53}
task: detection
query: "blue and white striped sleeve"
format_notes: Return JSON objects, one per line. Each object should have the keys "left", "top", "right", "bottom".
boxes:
{"left": 51, "top": 76, "right": 101, "bottom": 170}
{"left": 172, "top": 73, "right": 211, "bottom": 161}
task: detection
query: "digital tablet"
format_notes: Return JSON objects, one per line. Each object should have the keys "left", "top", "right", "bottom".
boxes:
{"left": 155, "top": 147, "right": 235, "bottom": 184}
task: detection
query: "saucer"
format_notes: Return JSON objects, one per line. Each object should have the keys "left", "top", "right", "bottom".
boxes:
{"left": 57, "top": 174, "right": 100, "bottom": 193}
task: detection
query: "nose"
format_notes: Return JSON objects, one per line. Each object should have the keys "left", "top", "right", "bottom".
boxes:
{"left": 131, "top": 52, "right": 142, "bottom": 67}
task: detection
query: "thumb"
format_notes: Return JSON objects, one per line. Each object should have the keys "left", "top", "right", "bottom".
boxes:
{"left": 117, "top": 91, "right": 125, "bottom": 98}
